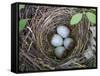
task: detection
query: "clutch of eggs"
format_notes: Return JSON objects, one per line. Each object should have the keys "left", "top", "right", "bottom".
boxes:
{"left": 51, "top": 25, "right": 74, "bottom": 58}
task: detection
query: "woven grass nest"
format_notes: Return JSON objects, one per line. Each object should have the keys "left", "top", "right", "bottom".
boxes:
{"left": 19, "top": 6, "right": 90, "bottom": 71}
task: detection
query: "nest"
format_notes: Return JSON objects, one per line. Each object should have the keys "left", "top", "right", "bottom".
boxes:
{"left": 19, "top": 6, "right": 91, "bottom": 71}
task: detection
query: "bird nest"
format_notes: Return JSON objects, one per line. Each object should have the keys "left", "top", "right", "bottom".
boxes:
{"left": 19, "top": 6, "right": 90, "bottom": 71}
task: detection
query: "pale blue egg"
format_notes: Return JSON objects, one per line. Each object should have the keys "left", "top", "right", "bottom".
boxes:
{"left": 57, "top": 25, "right": 70, "bottom": 38}
{"left": 51, "top": 34, "right": 63, "bottom": 47}
{"left": 64, "top": 38, "right": 73, "bottom": 49}
{"left": 55, "top": 46, "right": 65, "bottom": 58}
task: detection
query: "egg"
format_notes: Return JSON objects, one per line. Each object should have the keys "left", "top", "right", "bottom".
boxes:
{"left": 64, "top": 38, "right": 74, "bottom": 49}
{"left": 57, "top": 25, "right": 70, "bottom": 38}
{"left": 51, "top": 34, "right": 63, "bottom": 47}
{"left": 54, "top": 46, "right": 65, "bottom": 58}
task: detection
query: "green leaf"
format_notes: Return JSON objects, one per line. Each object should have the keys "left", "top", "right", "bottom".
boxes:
{"left": 19, "top": 19, "right": 27, "bottom": 32}
{"left": 86, "top": 12, "right": 96, "bottom": 24}
{"left": 70, "top": 13, "right": 82, "bottom": 25}
{"left": 19, "top": 4, "right": 25, "bottom": 10}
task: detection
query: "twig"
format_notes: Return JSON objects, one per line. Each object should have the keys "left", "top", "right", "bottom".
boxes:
{"left": 27, "top": 41, "right": 33, "bottom": 52}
